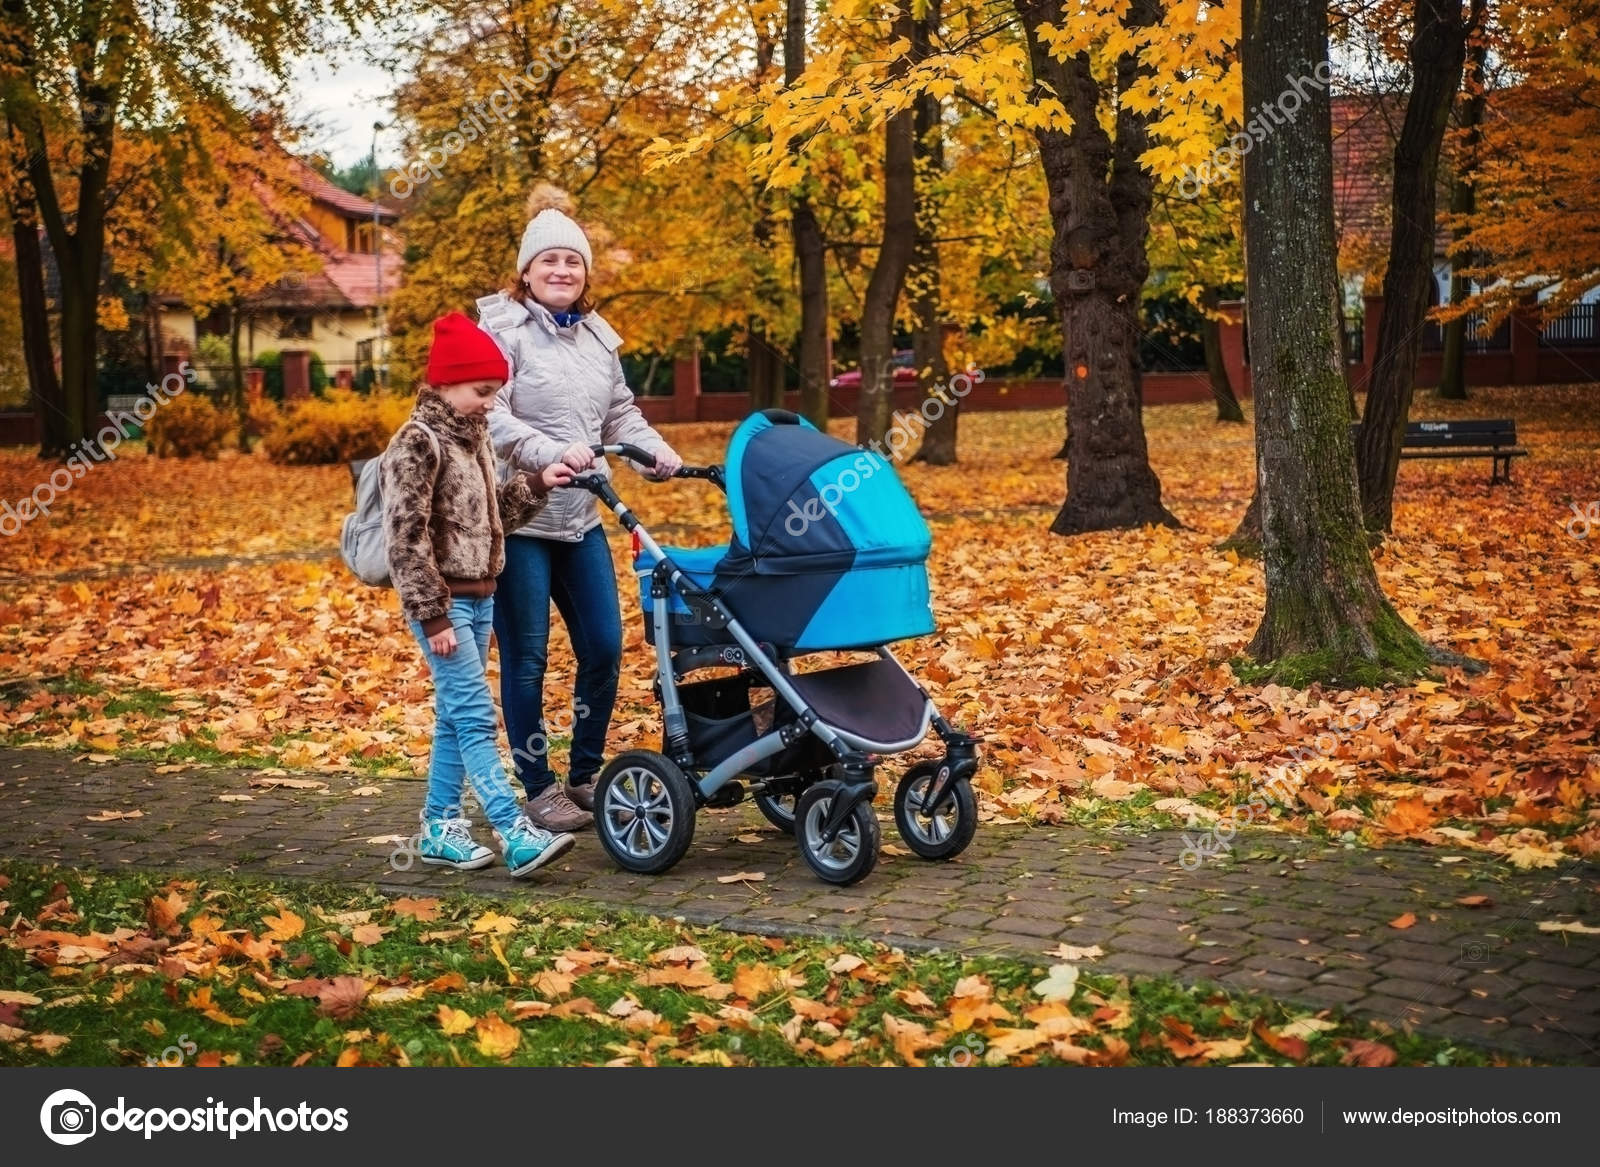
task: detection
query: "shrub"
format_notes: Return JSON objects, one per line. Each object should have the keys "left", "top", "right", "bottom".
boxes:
{"left": 246, "top": 393, "right": 281, "bottom": 440}
{"left": 261, "top": 389, "right": 414, "bottom": 465}
{"left": 145, "top": 393, "right": 232, "bottom": 459}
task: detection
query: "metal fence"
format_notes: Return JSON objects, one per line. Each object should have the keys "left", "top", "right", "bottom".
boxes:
{"left": 1540, "top": 302, "right": 1600, "bottom": 347}
{"left": 1420, "top": 311, "right": 1511, "bottom": 352}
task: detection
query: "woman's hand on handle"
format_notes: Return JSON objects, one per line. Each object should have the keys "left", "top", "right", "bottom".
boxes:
{"left": 648, "top": 448, "right": 683, "bottom": 480}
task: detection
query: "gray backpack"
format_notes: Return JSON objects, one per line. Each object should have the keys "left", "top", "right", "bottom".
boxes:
{"left": 340, "top": 420, "right": 439, "bottom": 587}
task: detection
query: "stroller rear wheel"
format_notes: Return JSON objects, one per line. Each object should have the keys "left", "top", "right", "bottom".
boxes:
{"left": 893, "top": 762, "right": 977, "bottom": 861}
{"left": 752, "top": 769, "right": 824, "bottom": 834}
{"left": 594, "top": 750, "right": 696, "bottom": 875}
{"left": 795, "top": 781, "right": 879, "bottom": 886}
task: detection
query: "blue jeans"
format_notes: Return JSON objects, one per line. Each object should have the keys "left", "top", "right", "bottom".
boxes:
{"left": 409, "top": 596, "right": 525, "bottom": 833}
{"left": 494, "top": 527, "right": 622, "bottom": 797}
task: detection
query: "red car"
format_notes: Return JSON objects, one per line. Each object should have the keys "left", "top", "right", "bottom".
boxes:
{"left": 829, "top": 349, "right": 919, "bottom": 390}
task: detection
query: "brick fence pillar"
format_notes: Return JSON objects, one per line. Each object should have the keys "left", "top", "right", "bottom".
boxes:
{"left": 671, "top": 341, "right": 701, "bottom": 423}
{"left": 282, "top": 350, "right": 312, "bottom": 402}
{"left": 1217, "top": 299, "right": 1249, "bottom": 397}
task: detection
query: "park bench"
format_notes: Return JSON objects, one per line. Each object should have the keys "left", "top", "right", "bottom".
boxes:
{"left": 1354, "top": 418, "right": 1527, "bottom": 485}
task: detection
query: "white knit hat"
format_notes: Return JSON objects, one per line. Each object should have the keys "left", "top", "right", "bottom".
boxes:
{"left": 516, "top": 208, "right": 592, "bottom": 274}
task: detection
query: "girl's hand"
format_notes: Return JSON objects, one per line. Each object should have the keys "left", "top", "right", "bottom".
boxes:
{"left": 428, "top": 627, "right": 458, "bottom": 656}
{"left": 538, "top": 462, "right": 576, "bottom": 491}
{"left": 649, "top": 448, "right": 683, "bottom": 480}
{"left": 559, "top": 442, "right": 596, "bottom": 471}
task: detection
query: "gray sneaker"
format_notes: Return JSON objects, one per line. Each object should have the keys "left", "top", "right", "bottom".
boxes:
{"left": 526, "top": 785, "right": 593, "bottom": 832}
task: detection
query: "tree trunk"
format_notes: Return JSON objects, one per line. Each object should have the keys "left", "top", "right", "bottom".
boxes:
{"left": 1240, "top": 0, "right": 1438, "bottom": 684}
{"left": 1355, "top": 0, "right": 1481, "bottom": 530}
{"left": 9, "top": 213, "right": 67, "bottom": 457}
{"left": 1438, "top": 31, "right": 1487, "bottom": 401}
{"left": 1016, "top": 0, "right": 1178, "bottom": 532}
{"left": 1203, "top": 287, "right": 1245, "bottom": 422}
{"left": 750, "top": 324, "right": 787, "bottom": 412}
{"left": 910, "top": 1, "right": 956, "bottom": 465}
{"left": 855, "top": 4, "right": 917, "bottom": 447}
{"left": 785, "top": 0, "right": 830, "bottom": 430}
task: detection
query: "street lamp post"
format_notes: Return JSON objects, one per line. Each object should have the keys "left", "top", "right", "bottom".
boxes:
{"left": 371, "top": 121, "right": 386, "bottom": 391}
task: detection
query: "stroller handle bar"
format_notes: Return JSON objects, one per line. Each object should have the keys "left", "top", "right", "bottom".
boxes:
{"left": 586, "top": 444, "right": 724, "bottom": 487}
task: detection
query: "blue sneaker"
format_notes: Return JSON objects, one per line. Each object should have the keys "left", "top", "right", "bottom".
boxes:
{"left": 418, "top": 815, "right": 495, "bottom": 871}
{"left": 496, "top": 816, "right": 575, "bottom": 879}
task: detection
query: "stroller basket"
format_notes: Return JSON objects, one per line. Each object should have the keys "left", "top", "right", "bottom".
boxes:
{"left": 676, "top": 673, "right": 832, "bottom": 776}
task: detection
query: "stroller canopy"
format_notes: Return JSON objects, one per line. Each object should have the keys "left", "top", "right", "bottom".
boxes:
{"left": 640, "top": 410, "right": 935, "bottom": 650}
{"left": 724, "top": 410, "right": 932, "bottom": 572}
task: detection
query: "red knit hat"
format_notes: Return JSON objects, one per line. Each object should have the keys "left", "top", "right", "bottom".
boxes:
{"left": 426, "top": 311, "right": 510, "bottom": 387}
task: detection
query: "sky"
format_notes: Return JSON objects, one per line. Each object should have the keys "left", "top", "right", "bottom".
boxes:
{"left": 287, "top": 24, "right": 407, "bottom": 169}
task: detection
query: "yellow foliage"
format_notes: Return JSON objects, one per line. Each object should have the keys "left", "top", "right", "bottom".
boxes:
{"left": 261, "top": 391, "right": 415, "bottom": 466}
{"left": 145, "top": 394, "right": 233, "bottom": 460}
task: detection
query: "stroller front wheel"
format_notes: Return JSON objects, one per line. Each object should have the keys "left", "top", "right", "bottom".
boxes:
{"left": 795, "top": 781, "right": 879, "bottom": 886}
{"left": 594, "top": 750, "right": 697, "bottom": 875}
{"left": 894, "top": 762, "right": 977, "bottom": 861}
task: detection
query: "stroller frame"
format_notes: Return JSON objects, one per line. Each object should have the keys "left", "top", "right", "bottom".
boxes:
{"left": 571, "top": 443, "right": 980, "bottom": 886}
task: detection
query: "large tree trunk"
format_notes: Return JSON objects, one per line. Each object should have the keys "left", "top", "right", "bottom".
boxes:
{"left": 855, "top": 4, "right": 917, "bottom": 447}
{"left": 745, "top": 321, "right": 785, "bottom": 412}
{"left": 1203, "top": 287, "right": 1245, "bottom": 422}
{"left": 785, "top": 0, "right": 830, "bottom": 429}
{"left": 1355, "top": 0, "right": 1481, "bottom": 531}
{"left": 1438, "top": 31, "right": 1487, "bottom": 401}
{"left": 9, "top": 212, "right": 67, "bottom": 457}
{"left": 1016, "top": 0, "right": 1178, "bottom": 533}
{"left": 1240, "top": 0, "right": 1436, "bottom": 684}
{"left": 910, "top": 0, "right": 956, "bottom": 465}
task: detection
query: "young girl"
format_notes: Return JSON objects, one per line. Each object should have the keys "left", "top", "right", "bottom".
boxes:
{"left": 383, "top": 311, "right": 577, "bottom": 876}
{"left": 477, "top": 186, "right": 683, "bottom": 833}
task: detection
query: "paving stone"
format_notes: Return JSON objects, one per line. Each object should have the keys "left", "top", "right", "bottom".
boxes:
{"left": 1368, "top": 979, "right": 1465, "bottom": 1007}
{"left": 1511, "top": 959, "right": 1600, "bottom": 990}
{"left": 986, "top": 915, "right": 1065, "bottom": 939}
{"left": 1374, "top": 958, "right": 1471, "bottom": 985}
{"left": 1098, "top": 952, "right": 1187, "bottom": 978}
{"left": 1509, "top": 1006, "right": 1600, "bottom": 1039}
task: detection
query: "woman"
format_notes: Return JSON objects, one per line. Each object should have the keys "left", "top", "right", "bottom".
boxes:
{"left": 476, "top": 187, "right": 683, "bottom": 833}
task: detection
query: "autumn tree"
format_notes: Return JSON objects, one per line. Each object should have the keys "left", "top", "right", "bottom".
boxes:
{"left": 785, "top": 0, "right": 830, "bottom": 427}
{"left": 1446, "top": 2, "right": 1600, "bottom": 324}
{"left": 1436, "top": 28, "right": 1488, "bottom": 400}
{"left": 1239, "top": 0, "right": 1438, "bottom": 683}
{"left": 1354, "top": 0, "right": 1486, "bottom": 532}
{"left": 0, "top": 0, "right": 360, "bottom": 456}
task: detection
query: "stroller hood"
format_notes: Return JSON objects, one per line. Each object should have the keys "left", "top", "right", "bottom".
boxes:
{"left": 724, "top": 410, "right": 932, "bottom": 574}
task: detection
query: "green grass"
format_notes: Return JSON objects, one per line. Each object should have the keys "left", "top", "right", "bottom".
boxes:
{"left": 0, "top": 860, "right": 1529, "bottom": 1068}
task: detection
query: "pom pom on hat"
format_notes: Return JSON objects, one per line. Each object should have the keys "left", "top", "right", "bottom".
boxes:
{"left": 426, "top": 311, "right": 510, "bottom": 387}
{"left": 516, "top": 183, "right": 593, "bottom": 273}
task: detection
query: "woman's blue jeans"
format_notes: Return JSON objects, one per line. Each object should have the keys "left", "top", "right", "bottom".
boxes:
{"left": 409, "top": 596, "right": 524, "bottom": 833}
{"left": 494, "top": 527, "right": 622, "bottom": 797}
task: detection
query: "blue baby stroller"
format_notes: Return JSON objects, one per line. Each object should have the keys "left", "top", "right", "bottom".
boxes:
{"left": 570, "top": 409, "right": 979, "bottom": 886}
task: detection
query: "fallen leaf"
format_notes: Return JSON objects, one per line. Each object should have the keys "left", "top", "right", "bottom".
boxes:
{"left": 716, "top": 871, "right": 766, "bottom": 884}
{"left": 1339, "top": 1038, "right": 1397, "bottom": 1067}
{"left": 262, "top": 910, "right": 305, "bottom": 941}
{"left": 1032, "top": 964, "right": 1080, "bottom": 1003}
{"left": 1536, "top": 919, "right": 1600, "bottom": 935}
{"left": 86, "top": 809, "right": 144, "bottom": 822}
{"left": 1455, "top": 895, "right": 1493, "bottom": 909}
{"left": 391, "top": 897, "right": 442, "bottom": 922}
{"left": 1046, "top": 943, "right": 1104, "bottom": 963}
{"left": 1387, "top": 912, "right": 1417, "bottom": 929}
{"left": 315, "top": 976, "right": 369, "bottom": 1019}
{"left": 471, "top": 911, "right": 519, "bottom": 935}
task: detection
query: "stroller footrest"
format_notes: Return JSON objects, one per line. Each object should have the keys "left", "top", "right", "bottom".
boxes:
{"left": 786, "top": 659, "right": 928, "bottom": 744}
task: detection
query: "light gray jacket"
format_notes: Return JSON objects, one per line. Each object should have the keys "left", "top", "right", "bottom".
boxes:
{"left": 476, "top": 292, "right": 671, "bottom": 542}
